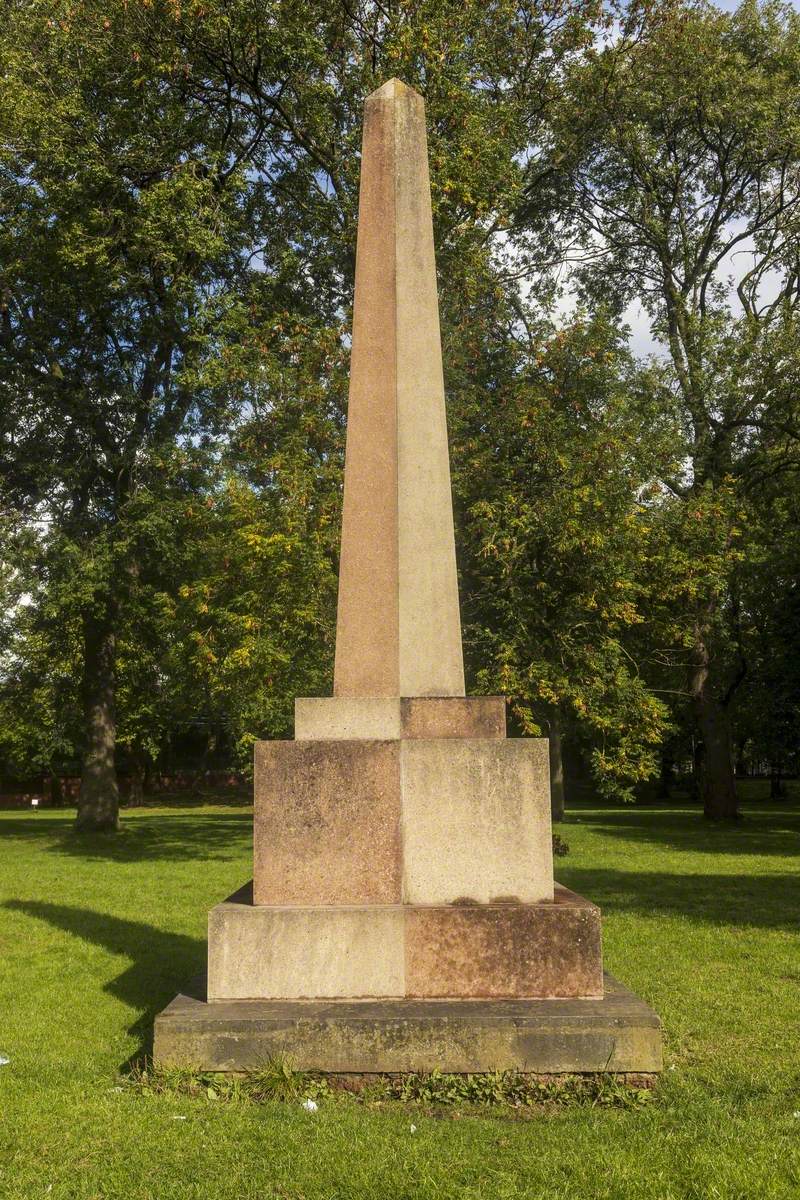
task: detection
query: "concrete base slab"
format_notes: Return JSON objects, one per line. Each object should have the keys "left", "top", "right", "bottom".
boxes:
{"left": 154, "top": 972, "right": 661, "bottom": 1074}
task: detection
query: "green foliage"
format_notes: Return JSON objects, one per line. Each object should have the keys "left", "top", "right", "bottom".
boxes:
{"left": 1, "top": 0, "right": 799, "bottom": 812}
{"left": 129, "top": 1058, "right": 332, "bottom": 1104}
{"left": 519, "top": 0, "right": 800, "bottom": 813}
{"left": 452, "top": 312, "right": 675, "bottom": 800}
{"left": 128, "top": 1059, "right": 652, "bottom": 1111}
{"left": 387, "top": 1068, "right": 653, "bottom": 1109}
{"left": 552, "top": 832, "right": 571, "bottom": 857}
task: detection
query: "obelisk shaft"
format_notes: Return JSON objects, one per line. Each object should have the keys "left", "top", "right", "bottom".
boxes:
{"left": 333, "top": 80, "right": 465, "bottom": 698}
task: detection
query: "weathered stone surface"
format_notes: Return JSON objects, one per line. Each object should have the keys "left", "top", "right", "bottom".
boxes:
{"left": 400, "top": 697, "right": 506, "bottom": 740}
{"left": 208, "top": 882, "right": 598, "bottom": 1001}
{"left": 400, "top": 738, "right": 553, "bottom": 905}
{"left": 253, "top": 740, "right": 401, "bottom": 906}
{"left": 405, "top": 886, "right": 602, "bottom": 998}
{"left": 333, "top": 79, "right": 464, "bottom": 699}
{"left": 295, "top": 698, "right": 403, "bottom": 740}
{"left": 207, "top": 885, "right": 404, "bottom": 1001}
{"left": 154, "top": 972, "right": 662, "bottom": 1073}
{"left": 254, "top": 734, "right": 552, "bottom": 908}
{"left": 294, "top": 695, "right": 506, "bottom": 741}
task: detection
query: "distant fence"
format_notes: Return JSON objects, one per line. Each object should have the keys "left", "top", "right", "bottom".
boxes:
{"left": 0, "top": 769, "right": 247, "bottom": 809}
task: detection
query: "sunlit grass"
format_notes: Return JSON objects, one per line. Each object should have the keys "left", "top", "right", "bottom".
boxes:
{"left": 1, "top": 793, "right": 799, "bottom": 1199}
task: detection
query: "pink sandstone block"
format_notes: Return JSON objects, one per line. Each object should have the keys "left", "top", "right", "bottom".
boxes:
{"left": 253, "top": 740, "right": 401, "bottom": 906}
{"left": 405, "top": 886, "right": 603, "bottom": 999}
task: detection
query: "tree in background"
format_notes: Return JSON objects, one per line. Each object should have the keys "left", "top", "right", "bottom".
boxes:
{"left": 3, "top": 0, "right": 800, "bottom": 829}
{"left": 731, "top": 473, "right": 800, "bottom": 793}
{"left": 450, "top": 310, "right": 676, "bottom": 815}
{"left": 537, "top": 0, "right": 800, "bottom": 817}
{"left": 0, "top": 0, "right": 603, "bottom": 827}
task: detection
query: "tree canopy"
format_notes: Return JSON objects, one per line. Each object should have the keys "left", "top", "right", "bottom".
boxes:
{"left": 1, "top": 0, "right": 799, "bottom": 828}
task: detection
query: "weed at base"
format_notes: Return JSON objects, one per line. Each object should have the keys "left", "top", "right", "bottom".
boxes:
{"left": 126, "top": 1058, "right": 656, "bottom": 1112}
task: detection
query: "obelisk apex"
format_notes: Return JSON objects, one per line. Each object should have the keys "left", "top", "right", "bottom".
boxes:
{"left": 333, "top": 80, "right": 466, "bottom": 698}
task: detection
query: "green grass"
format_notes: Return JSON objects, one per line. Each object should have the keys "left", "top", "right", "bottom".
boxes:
{"left": 1, "top": 793, "right": 799, "bottom": 1199}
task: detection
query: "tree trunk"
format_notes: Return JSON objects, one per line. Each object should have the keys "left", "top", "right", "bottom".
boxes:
{"left": 696, "top": 696, "right": 738, "bottom": 819}
{"left": 770, "top": 764, "right": 787, "bottom": 800}
{"left": 688, "top": 736, "right": 703, "bottom": 802}
{"left": 75, "top": 603, "right": 119, "bottom": 832}
{"left": 657, "top": 742, "right": 675, "bottom": 800}
{"left": 548, "top": 708, "right": 565, "bottom": 823}
{"left": 689, "top": 624, "right": 738, "bottom": 820}
{"left": 128, "top": 756, "right": 145, "bottom": 807}
{"left": 734, "top": 737, "right": 747, "bottom": 780}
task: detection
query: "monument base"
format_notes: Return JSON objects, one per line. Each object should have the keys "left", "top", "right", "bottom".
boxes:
{"left": 208, "top": 883, "right": 602, "bottom": 1002}
{"left": 153, "top": 972, "right": 661, "bottom": 1074}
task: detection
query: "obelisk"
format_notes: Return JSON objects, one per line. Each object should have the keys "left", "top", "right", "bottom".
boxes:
{"left": 334, "top": 79, "right": 464, "bottom": 699}
{"left": 154, "top": 81, "right": 662, "bottom": 1077}
{"left": 209, "top": 78, "right": 602, "bottom": 1002}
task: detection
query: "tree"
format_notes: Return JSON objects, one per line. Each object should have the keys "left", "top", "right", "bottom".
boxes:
{"left": 450, "top": 311, "right": 674, "bottom": 809}
{"left": 1, "top": 0, "right": 603, "bottom": 828}
{"left": 0, "top": 0, "right": 287, "bottom": 827}
{"left": 536, "top": 0, "right": 800, "bottom": 817}
{"left": 731, "top": 475, "right": 800, "bottom": 793}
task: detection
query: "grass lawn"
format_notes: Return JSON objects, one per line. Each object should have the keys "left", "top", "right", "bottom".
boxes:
{"left": 1, "top": 790, "right": 799, "bottom": 1199}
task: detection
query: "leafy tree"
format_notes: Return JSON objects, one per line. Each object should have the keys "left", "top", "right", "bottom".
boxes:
{"left": 731, "top": 475, "right": 800, "bottom": 793}
{"left": 0, "top": 0, "right": 295, "bottom": 827}
{"left": 1, "top": 0, "right": 604, "bottom": 827}
{"left": 535, "top": 0, "right": 800, "bottom": 817}
{"left": 451, "top": 310, "right": 675, "bottom": 812}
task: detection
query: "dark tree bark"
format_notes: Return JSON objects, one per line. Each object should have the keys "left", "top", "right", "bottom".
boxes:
{"left": 734, "top": 737, "right": 748, "bottom": 780}
{"left": 127, "top": 757, "right": 145, "bottom": 806}
{"left": 689, "top": 737, "right": 703, "bottom": 802}
{"left": 689, "top": 628, "right": 738, "bottom": 820}
{"left": 770, "top": 765, "right": 787, "bottom": 800}
{"left": 75, "top": 602, "right": 120, "bottom": 832}
{"left": 657, "top": 742, "right": 675, "bottom": 800}
{"left": 549, "top": 708, "right": 565, "bottom": 823}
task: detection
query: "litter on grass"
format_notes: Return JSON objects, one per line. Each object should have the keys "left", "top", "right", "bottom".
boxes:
{"left": 0, "top": 1056, "right": 9, "bottom": 1067}
{"left": 301, "top": 1098, "right": 319, "bottom": 1113}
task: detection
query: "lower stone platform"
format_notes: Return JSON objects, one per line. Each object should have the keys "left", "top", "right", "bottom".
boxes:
{"left": 153, "top": 972, "right": 662, "bottom": 1074}
{"left": 207, "top": 883, "right": 602, "bottom": 1001}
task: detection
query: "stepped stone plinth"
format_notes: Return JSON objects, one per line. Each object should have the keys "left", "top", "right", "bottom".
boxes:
{"left": 154, "top": 79, "right": 661, "bottom": 1076}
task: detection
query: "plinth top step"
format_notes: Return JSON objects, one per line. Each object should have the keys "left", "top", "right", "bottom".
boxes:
{"left": 294, "top": 696, "right": 507, "bottom": 740}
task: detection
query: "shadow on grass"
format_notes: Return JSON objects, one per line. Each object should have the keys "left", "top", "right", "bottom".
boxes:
{"left": 3, "top": 900, "right": 206, "bottom": 1063}
{"left": 564, "top": 804, "right": 800, "bottom": 859}
{"left": 558, "top": 867, "right": 800, "bottom": 932}
{"left": 0, "top": 811, "right": 252, "bottom": 863}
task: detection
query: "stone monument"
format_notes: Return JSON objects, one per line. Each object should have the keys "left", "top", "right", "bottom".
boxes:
{"left": 154, "top": 80, "right": 661, "bottom": 1075}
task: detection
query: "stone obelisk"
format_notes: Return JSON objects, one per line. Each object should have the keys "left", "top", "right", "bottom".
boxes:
{"left": 208, "top": 78, "right": 600, "bottom": 1001}
{"left": 334, "top": 79, "right": 464, "bottom": 700}
{"left": 154, "top": 80, "right": 662, "bottom": 1076}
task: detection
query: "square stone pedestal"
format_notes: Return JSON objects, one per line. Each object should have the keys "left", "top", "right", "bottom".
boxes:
{"left": 207, "top": 883, "right": 603, "bottom": 1001}
{"left": 152, "top": 699, "right": 661, "bottom": 1074}
{"left": 153, "top": 972, "right": 662, "bottom": 1074}
{"left": 253, "top": 733, "right": 555, "bottom": 909}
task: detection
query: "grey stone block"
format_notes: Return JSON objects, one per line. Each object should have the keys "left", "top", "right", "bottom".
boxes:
{"left": 154, "top": 972, "right": 662, "bottom": 1074}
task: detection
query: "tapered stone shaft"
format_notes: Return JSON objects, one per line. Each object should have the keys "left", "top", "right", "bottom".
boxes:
{"left": 333, "top": 79, "right": 465, "bottom": 698}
